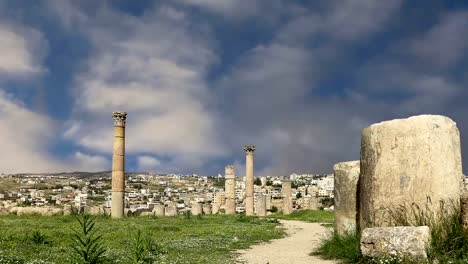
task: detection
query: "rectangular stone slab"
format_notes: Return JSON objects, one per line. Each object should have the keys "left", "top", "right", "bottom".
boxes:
{"left": 360, "top": 226, "right": 430, "bottom": 259}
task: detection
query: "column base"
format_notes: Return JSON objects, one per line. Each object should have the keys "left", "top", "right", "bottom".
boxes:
{"left": 111, "top": 191, "right": 125, "bottom": 218}
{"left": 245, "top": 196, "right": 254, "bottom": 216}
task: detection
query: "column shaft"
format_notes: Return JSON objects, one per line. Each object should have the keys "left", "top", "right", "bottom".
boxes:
{"left": 245, "top": 151, "right": 254, "bottom": 216}
{"left": 111, "top": 112, "right": 126, "bottom": 218}
{"left": 225, "top": 165, "right": 236, "bottom": 214}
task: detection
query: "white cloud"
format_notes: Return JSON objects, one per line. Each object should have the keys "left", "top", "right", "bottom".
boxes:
{"left": 137, "top": 156, "right": 161, "bottom": 172}
{"left": 65, "top": 5, "right": 226, "bottom": 172}
{"left": 0, "top": 23, "right": 46, "bottom": 77}
{"left": 0, "top": 91, "right": 65, "bottom": 173}
{"left": 71, "top": 152, "right": 109, "bottom": 172}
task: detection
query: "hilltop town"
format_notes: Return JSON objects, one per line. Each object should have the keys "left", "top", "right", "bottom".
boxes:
{"left": 0, "top": 172, "right": 334, "bottom": 215}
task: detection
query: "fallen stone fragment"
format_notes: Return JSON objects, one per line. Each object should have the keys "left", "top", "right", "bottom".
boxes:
{"left": 360, "top": 226, "right": 430, "bottom": 259}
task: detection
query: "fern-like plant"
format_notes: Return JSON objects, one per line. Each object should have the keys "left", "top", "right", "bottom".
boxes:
{"left": 69, "top": 214, "right": 107, "bottom": 264}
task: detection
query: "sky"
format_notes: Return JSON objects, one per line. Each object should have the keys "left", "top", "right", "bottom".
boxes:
{"left": 0, "top": 0, "right": 467, "bottom": 175}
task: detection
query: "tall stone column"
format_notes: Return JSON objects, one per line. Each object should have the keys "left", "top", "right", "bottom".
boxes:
{"left": 111, "top": 112, "right": 127, "bottom": 218}
{"left": 244, "top": 145, "right": 256, "bottom": 216}
{"left": 225, "top": 165, "right": 236, "bottom": 215}
{"left": 282, "top": 180, "right": 293, "bottom": 215}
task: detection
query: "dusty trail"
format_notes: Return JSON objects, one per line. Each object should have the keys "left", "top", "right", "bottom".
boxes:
{"left": 237, "top": 220, "right": 338, "bottom": 264}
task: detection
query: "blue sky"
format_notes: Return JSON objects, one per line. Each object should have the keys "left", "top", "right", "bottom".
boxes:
{"left": 0, "top": 0, "right": 467, "bottom": 175}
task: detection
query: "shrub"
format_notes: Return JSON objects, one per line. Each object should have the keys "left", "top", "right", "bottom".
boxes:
{"left": 69, "top": 214, "right": 107, "bottom": 264}
{"left": 270, "top": 206, "right": 278, "bottom": 213}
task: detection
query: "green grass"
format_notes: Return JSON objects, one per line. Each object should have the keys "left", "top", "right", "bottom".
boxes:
{"left": 313, "top": 229, "right": 361, "bottom": 263}
{"left": 0, "top": 214, "right": 285, "bottom": 263}
{"left": 315, "top": 201, "right": 468, "bottom": 264}
{"left": 269, "top": 209, "right": 334, "bottom": 223}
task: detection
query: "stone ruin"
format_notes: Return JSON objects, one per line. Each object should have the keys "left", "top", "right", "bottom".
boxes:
{"left": 333, "top": 160, "right": 359, "bottom": 236}
{"left": 359, "top": 115, "right": 463, "bottom": 228}
{"left": 282, "top": 180, "right": 293, "bottom": 215}
{"left": 332, "top": 115, "right": 464, "bottom": 259}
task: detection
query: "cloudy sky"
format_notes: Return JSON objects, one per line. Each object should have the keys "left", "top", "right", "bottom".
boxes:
{"left": 0, "top": 0, "right": 467, "bottom": 175}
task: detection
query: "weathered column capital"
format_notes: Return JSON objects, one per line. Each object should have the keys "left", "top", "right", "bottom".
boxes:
{"left": 113, "top": 112, "right": 127, "bottom": 127}
{"left": 225, "top": 165, "right": 235, "bottom": 175}
{"left": 243, "top": 145, "right": 256, "bottom": 154}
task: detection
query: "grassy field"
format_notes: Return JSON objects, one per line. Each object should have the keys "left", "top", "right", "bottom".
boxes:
{"left": 0, "top": 214, "right": 284, "bottom": 264}
{"left": 270, "top": 210, "right": 335, "bottom": 223}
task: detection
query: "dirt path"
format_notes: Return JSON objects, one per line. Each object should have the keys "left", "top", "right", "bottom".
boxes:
{"left": 237, "top": 220, "right": 338, "bottom": 264}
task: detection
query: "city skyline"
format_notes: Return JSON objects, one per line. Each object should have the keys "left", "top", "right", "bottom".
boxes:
{"left": 0, "top": 1, "right": 468, "bottom": 175}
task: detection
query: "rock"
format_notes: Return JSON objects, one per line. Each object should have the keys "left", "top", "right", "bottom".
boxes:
{"left": 334, "top": 160, "right": 360, "bottom": 236}
{"left": 308, "top": 197, "right": 320, "bottom": 210}
{"left": 360, "top": 115, "right": 463, "bottom": 228}
{"left": 153, "top": 204, "right": 165, "bottom": 217}
{"left": 202, "top": 204, "right": 212, "bottom": 215}
{"left": 360, "top": 226, "right": 430, "bottom": 259}
{"left": 165, "top": 205, "right": 178, "bottom": 216}
{"left": 191, "top": 202, "right": 203, "bottom": 216}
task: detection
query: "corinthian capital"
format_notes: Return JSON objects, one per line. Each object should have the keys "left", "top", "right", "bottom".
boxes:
{"left": 225, "top": 165, "right": 235, "bottom": 175}
{"left": 113, "top": 112, "right": 127, "bottom": 127}
{"left": 243, "top": 145, "right": 256, "bottom": 154}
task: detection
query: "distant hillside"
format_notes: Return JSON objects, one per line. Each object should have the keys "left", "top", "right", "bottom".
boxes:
{"left": 11, "top": 171, "right": 150, "bottom": 179}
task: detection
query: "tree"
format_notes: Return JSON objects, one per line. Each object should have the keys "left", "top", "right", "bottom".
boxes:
{"left": 254, "top": 178, "right": 262, "bottom": 186}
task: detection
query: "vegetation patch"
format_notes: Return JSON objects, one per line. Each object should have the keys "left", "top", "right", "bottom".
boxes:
{"left": 315, "top": 201, "right": 468, "bottom": 263}
{"left": 0, "top": 214, "right": 285, "bottom": 263}
{"left": 270, "top": 209, "right": 334, "bottom": 223}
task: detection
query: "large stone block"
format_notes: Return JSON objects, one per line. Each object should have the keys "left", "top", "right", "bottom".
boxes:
{"left": 202, "top": 204, "right": 212, "bottom": 215}
{"left": 334, "top": 160, "right": 360, "bottom": 236}
{"left": 360, "top": 115, "right": 463, "bottom": 228}
{"left": 153, "top": 204, "right": 165, "bottom": 217}
{"left": 256, "top": 195, "right": 267, "bottom": 216}
{"left": 191, "top": 202, "right": 203, "bottom": 216}
{"left": 308, "top": 197, "right": 320, "bottom": 210}
{"left": 165, "top": 205, "right": 178, "bottom": 216}
{"left": 361, "top": 226, "right": 430, "bottom": 259}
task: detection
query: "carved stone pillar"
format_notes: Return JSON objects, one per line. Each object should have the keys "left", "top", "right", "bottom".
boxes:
{"left": 244, "top": 145, "right": 256, "bottom": 216}
{"left": 225, "top": 165, "right": 236, "bottom": 215}
{"left": 111, "top": 112, "right": 127, "bottom": 218}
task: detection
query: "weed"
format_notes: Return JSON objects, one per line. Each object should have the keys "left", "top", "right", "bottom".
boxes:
{"left": 129, "top": 229, "right": 165, "bottom": 263}
{"left": 30, "top": 230, "right": 49, "bottom": 245}
{"left": 314, "top": 228, "right": 361, "bottom": 263}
